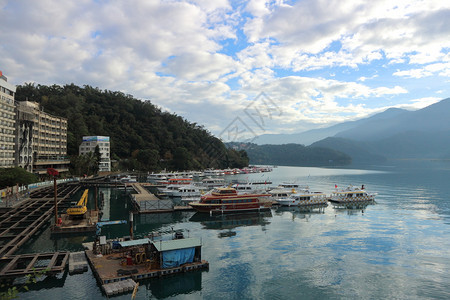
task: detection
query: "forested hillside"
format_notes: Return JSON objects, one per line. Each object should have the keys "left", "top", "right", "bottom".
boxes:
{"left": 228, "top": 143, "right": 352, "bottom": 167}
{"left": 16, "top": 83, "right": 248, "bottom": 171}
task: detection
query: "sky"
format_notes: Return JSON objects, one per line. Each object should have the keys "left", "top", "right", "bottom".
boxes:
{"left": 1, "top": 0, "right": 450, "bottom": 142}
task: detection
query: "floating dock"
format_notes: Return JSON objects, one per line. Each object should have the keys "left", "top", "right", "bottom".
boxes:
{"left": 0, "top": 252, "right": 69, "bottom": 281}
{"left": 85, "top": 249, "right": 209, "bottom": 285}
{"left": 68, "top": 251, "right": 88, "bottom": 274}
{"left": 129, "top": 183, "right": 176, "bottom": 213}
{"left": 102, "top": 278, "right": 137, "bottom": 297}
{"left": 85, "top": 235, "right": 209, "bottom": 295}
{"left": 86, "top": 250, "right": 209, "bottom": 285}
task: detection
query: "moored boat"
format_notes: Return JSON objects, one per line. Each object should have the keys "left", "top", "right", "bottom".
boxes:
{"left": 275, "top": 188, "right": 327, "bottom": 206}
{"left": 328, "top": 185, "right": 377, "bottom": 204}
{"left": 147, "top": 173, "right": 168, "bottom": 182}
{"left": 201, "top": 177, "right": 226, "bottom": 189}
{"left": 231, "top": 182, "right": 270, "bottom": 194}
{"left": 189, "top": 187, "right": 271, "bottom": 214}
{"left": 171, "top": 185, "right": 203, "bottom": 198}
{"left": 268, "top": 182, "right": 304, "bottom": 202}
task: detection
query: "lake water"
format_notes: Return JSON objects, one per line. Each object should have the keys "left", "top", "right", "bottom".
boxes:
{"left": 12, "top": 161, "right": 450, "bottom": 299}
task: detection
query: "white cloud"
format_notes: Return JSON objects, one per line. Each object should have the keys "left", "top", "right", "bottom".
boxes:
{"left": 245, "top": 0, "right": 271, "bottom": 17}
{"left": 160, "top": 52, "right": 238, "bottom": 81}
{"left": 395, "top": 97, "right": 442, "bottom": 110}
{"left": 358, "top": 75, "right": 378, "bottom": 82}
{"left": 393, "top": 62, "right": 450, "bottom": 78}
{"left": 228, "top": 75, "right": 409, "bottom": 127}
{"left": 1, "top": 0, "right": 449, "bottom": 136}
{"left": 393, "top": 69, "right": 432, "bottom": 79}
{"left": 241, "top": 1, "right": 450, "bottom": 71}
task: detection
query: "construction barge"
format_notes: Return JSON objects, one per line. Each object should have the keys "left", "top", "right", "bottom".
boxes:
{"left": 83, "top": 235, "right": 208, "bottom": 295}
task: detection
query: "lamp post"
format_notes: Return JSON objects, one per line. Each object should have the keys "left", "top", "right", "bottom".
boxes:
{"left": 47, "top": 168, "right": 59, "bottom": 225}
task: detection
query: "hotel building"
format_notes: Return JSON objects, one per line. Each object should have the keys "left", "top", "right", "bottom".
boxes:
{"left": 16, "top": 101, "right": 69, "bottom": 175}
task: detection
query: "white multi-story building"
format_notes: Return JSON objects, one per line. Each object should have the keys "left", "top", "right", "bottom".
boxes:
{"left": 0, "top": 71, "right": 16, "bottom": 168}
{"left": 79, "top": 136, "right": 111, "bottom": 172}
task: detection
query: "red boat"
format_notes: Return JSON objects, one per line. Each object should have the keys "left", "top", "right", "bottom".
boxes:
{"left": 189, "top": 187, "right": 271, "bottom": 214}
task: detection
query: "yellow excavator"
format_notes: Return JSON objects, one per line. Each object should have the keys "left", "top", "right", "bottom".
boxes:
{"left": 67, "top": 189, "right": 89, "bottom": 218}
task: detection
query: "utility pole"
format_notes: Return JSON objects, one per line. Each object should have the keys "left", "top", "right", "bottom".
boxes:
{"left": 47, "top": 168, "right": 60, "bottom": 225}
{"left": 95, "top": 185, "right": 98, "bottom": 211}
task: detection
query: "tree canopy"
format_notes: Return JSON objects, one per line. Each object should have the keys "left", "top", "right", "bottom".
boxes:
{"left": 0, "top": 168, "right": 39, "bottom": 189}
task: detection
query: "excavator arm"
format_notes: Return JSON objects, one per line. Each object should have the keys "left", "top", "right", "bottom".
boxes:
{"left": 67, "top": 189, "right": 89, "bottom": 217}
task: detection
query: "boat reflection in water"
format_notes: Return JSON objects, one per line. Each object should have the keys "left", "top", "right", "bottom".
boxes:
{"left": 275, "top": 203, "right": 327, "bottom": 213}
{"left": 331, "top": 200, "right": 375, "bottom": 215}
{"left": 189, "top": 211, "right": 272, "bottom": 238}
{"left": 274, "top": 204, "right": 327, "bottom": 221}
{"left": 144, "top": 270, "right": 202, "bottom": 299}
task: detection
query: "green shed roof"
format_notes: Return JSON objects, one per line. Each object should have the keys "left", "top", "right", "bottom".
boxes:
{"left": 152, "top": 237, "right": 202, "bottom": 252}
{"left": 118, "top": 238, "right": 151, "bottom": 247}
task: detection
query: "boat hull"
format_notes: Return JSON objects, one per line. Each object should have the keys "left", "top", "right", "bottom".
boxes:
{"left": 328, "top": 193, "right": 376, "bottom": 204}
{"left": 328, "top": 196, "right": 375, "bottom": 204}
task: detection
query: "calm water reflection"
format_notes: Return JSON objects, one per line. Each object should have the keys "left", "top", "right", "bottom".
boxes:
{"left": 13, "top": 162, "right": 450, "bottom": 299}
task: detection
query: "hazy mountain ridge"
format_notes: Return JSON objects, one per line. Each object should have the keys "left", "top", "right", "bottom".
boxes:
{"left": 254, "top": 107, "right": 409, "bottom": 145}
{"left": 256, "top": 98, "right": 450, "bottom": 162}
{"left": 310, "top": 137, "right": 387, "bottom": 163}
{"left": 228, "top": 142, "right": 352, "bottom": 167}
{"left": 336, "top": 99, "right": 450, "bottom": 141}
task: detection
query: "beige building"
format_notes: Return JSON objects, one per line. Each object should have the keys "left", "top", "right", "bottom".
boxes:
{"left": 16, "top": 101, "right": 69, "bottom": 175}
{"left": 0, "top": 71, "right": 16, "bottom": 168}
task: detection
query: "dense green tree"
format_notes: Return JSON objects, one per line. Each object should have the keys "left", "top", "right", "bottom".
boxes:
{"left": 70, "top": 152, "right": 100, "bottom": 176}
{"left": 0, "top": 168, "right": 39, "bottom": 189}
{"left": 136, "top": 149, "right": 160, "bottom": 172}
{"left": 226, "top": 149, "right": 249, "bottom": 168}
{"left": 94, "top": 145, "right": 101, "bottom": 174}
{"left": 172, "top": 147, "right": 192, "bottom": 171}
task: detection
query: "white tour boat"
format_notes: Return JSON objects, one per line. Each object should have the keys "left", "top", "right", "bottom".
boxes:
{"left": 231, "top": 182, "right": 270, "bottom": 194}
{"left": 201, "top": 177, "right": 226, "bottom": 189}
{"left": 171, "top": 185, "right": 203, "bottom": 198}
{"left": 275, "top": 188, "right": 327, "bottom": 206}
{"left": 328, "top": 185, "right": 377, "bottom": 204}
{"left": 147, "top": 173, "right": 168, "bottom": 182}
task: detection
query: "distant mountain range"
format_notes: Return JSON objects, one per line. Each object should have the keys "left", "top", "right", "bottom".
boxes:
{"left": 254, "top": 107, "right": 408, "bottom": 145}
{"left": 254, "top": 98, "right": 450, "bottom": 162}
{"left": 227, "top": 142, "right": 352, "bottom": 167}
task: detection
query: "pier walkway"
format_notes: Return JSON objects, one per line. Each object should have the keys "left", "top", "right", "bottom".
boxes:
{"left": 129, "top": 183, "right": 159, "bottom": 201}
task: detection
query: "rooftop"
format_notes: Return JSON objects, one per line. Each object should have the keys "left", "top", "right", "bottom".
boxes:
{"left": 152, "top": 237, "right": 202, "bottom": 252}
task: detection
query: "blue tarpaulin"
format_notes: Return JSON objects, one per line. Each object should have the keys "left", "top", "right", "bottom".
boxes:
{"left": 162, "top": 247, "right": 195, "bottom": 268}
